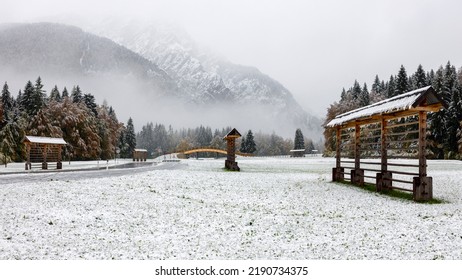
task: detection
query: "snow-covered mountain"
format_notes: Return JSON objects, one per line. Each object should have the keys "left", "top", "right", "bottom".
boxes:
{"left": 0, "top": 22, "right": 177, "bottom": 96}
{"left": 88, "top": 19, "right": 322, "bottom": 138}
{"left": 0, "top": 21, "right": 321, "bottom": 138}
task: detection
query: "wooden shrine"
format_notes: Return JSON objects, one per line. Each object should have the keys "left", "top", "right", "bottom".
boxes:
{"left": 23, "top": 136, "right": 67, "bottom": 170}
{"left": 325, "top": 86, "right": 446, "bottom": 201}
{"left": 223, "top": 128, "right": 241, "bottom": 171}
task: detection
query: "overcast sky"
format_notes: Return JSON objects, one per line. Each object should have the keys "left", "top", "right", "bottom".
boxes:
{"left": 2, "top": 0, "right": 462, "bottom": 116}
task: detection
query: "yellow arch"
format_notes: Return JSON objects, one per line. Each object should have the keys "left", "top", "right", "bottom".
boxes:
{"left": 180, "top": 147, "right": 253, "bottom": 157}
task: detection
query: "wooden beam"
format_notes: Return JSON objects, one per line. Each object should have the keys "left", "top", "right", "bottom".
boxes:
{"left": 418, "top": 111, "right": 427, "bottom": 177}
{"left": 336, "top": 127, "right": 341, "bottom": 169}
{"left": 355, "top": 123, "right": 360, "bottom": 170}
{"left": 381, "top": 117, "right": 387, "bottom": 172}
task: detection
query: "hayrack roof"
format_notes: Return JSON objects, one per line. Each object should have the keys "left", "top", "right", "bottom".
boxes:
{"left": 23, "top": 136, "right": 67, "bottom": 145}
{"left": 325, "top": 86, "right": 445, "bottom": 128}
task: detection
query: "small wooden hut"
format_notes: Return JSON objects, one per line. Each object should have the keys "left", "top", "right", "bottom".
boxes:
{"left": 23, "top": 136, "right": 67, "bottom": 170}
{"left": 133, "top": 149, "right": 148, "bottom": 161}
{"left": 290, "top": 149, "right": 306, "bottom": 157}
{"left": 325, "top": 86, "right": 446, "bottom": 201}
{"left": 223, "top": 128, "right": 241, "bottom": 171}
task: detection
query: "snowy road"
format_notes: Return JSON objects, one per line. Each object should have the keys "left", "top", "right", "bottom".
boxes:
{"left": 0, "top": 161, "right": 185, "bottom": 185}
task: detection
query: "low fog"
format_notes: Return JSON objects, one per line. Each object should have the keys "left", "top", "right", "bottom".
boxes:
{"left": 1, "top": 67, "right": 317, "bottom": 138}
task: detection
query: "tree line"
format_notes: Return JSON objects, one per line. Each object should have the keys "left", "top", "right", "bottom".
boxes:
{"left": 136, "top": 123, "right": 319, "bottom": 158}
{"left": 0, "top": 77, "right": 136, "bottom": 165}
{"left": 0, "top": 77, "right": 321, "bottom": 164}
{"left": 323, "top": 62, "right": 462, "bottom": 159}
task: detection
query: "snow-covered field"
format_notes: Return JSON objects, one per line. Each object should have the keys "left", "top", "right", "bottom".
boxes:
{"left": 1, "top": 157, "right": 461, "bottom": 259}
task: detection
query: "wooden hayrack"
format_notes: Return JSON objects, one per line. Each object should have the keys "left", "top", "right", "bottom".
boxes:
{"left": 325, "top": 86, "right": 446, "bottom": 201}
{"left": 23, "top": 136, "right": 67, "bottom": 170}
{"left": 133, "top": 148, "right": 148, "bottom": 161}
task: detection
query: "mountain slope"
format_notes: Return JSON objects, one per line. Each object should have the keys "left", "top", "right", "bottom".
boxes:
{"left": 0, "top": 22, "right": 177, "bottom": 96}
{"left": 89, "top": 19, "right": 322, "bottom": 137}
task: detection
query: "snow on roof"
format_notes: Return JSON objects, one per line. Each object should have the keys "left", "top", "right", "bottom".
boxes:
{"left": 290, "top": 149, "right": 306, "bottom": 152}
{"left": 223, "top": 128, "right": 242, "bottom": 139}
{"left": 326, "top": 86, "right": 441, "bottom": 127}
{"left": 24, "top": 136, "right": 67, "bottom": 145}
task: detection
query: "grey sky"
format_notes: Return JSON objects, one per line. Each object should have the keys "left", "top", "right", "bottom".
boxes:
{"left": 2, "top": 0, "right": 462, "bottom": 116}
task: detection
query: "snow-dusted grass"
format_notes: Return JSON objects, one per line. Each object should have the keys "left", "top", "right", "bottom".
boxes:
{"left": 1, "top": 157, "right": 461, "bottom": 259}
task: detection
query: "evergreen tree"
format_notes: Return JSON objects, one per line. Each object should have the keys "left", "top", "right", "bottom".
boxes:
{"left": 395, "top": 65, "right": 409, "bottom": 96}
{"left": 386, "top": 75, "right": 396, "bottom": 98}
{"left": 1, "top": 82, "right": 13, "bottom": 121}
{"left": 239, "top": 135, "right": 247, "bottom": 153}
{"left": 124, "top": 117, "right": 136, "bottom": 158}
{"left": 62, "top": 87, "right": 69, "bottom": 98}
{"left": 21, "top": 80, "right": 38, "bottom": 117}
{"left": 118, "top": 129, "right": 127, "bottom": 157}
{"left": 351, "top": 80, "right": 361, "bottom": 100}
{"left": 294, "top": 128, "right": 305, "bottom": 150}
{"left": 71, "top": 85, "right": 83, "bottom": 103}
{"left": 34, "top": 76, "right": 46, "bottom": 103}
{"left": 371, "top": 75, "right": 382, "bottom": 94}
{"left": 0, "top": 122, "right": 16, "bottom": 166}
{"left": 244, "top": 130, "right": 256, "bottom": 153}
{"left": 412, "top": 64, "right": 428, "bottom": 90}
{"left": 358, "top": 83, "right": 370, "bottom": 106}
{"left": 340, "top": 88, "right": 347, "bottom": 102}
{"left": 83, "top": 93, "right": 98, "bottom": 116}
{"left": 49, "top": 85, "right": 61, "bottom": 102}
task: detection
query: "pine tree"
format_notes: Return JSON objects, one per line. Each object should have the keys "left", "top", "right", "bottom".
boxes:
{"left": 372, "top": 75, "right": 382, "bottom": 94}
{"left": 62, "top": 87, "right": 69, "bottom": 98}
{"left": 340, "top": 88, "right": 347, "bottom": 102}
{"left": 1, "top": 82, "right": 13, "bottom": 121}
{"left": 358, "top": 83, "right": 370, "bottom": 106}
{"left": 294, "top": 128, "right": 305, "bottom": 150}
{"left": 49, "top": 85, "right": 61, "bottom": 102}
{"left": 0, "top": 122, "right": 16, "bottom": 166}
{"left": 351, "top": 80, "right": 361, "bottom": 100}
{"left": 245, "top": 130, "right": 256, "bottom": 153}
{"left": 395, "top": 65, "right": 409, "bottom": 96}
{"left": 124, "top": 117, "right": 136, "bottom": 158}
{"left": 412, "top": 64, "right": 427, "bottom": 90}
{"left": 21, "top": 80, "right": 37, "bottom": 117}
{"left": 34, "top": 76, "right": 46, "bottom": 103}
{"left": 71, "top": 85, "right": 83, "bottom": 103}
{"left": 386, "top": 75, "right": 396, "bottom": 98}
{"left": 83, "top": 93, "right": 98, "bottom": 116}
{"left": 239, "top": 135, "right": 247, "bottom": 153}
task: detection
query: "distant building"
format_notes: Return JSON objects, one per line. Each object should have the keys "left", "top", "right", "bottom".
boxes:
{"left": 133, "top": 149, "right": 148, "bottom": 161}
{"left": 290, "top": 149, "right": 305, "bottom": 157}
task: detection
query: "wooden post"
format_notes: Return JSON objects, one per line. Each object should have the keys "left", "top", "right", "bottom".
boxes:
{"left": 351, "top": 123, "right": 364, "bottom": 185}
{"left": 414, "top": 111, "right": 432, "bottom": 201}
{"left": 381, "top": 117, "right": 387, "bottom": 173}
{"left": 42, "top": 144, "right": 48, "bottom": 170}
{"left": 354, "top": 123, "right": 360, "bottom": 170}
{"left": 25, "top": 143, "right": 31, "bottom": 170}
{"left": 377, "top": 117, "right": 392, "bottom": 192}
{"left": 336, "top": 127, "right": 341, "bottom": 169}
{"left": 57, "top": 145, "right": 62, "bottom": 169}
{"left": 418, "top": 111, "right": 427, "bottom": 177}
{"left": 332, "top": 127, "right": 344, "bottom": 181}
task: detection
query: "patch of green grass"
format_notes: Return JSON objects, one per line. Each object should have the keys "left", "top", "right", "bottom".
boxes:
{"left": 334, "top": 180, "right": 444, "bottom": 204}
